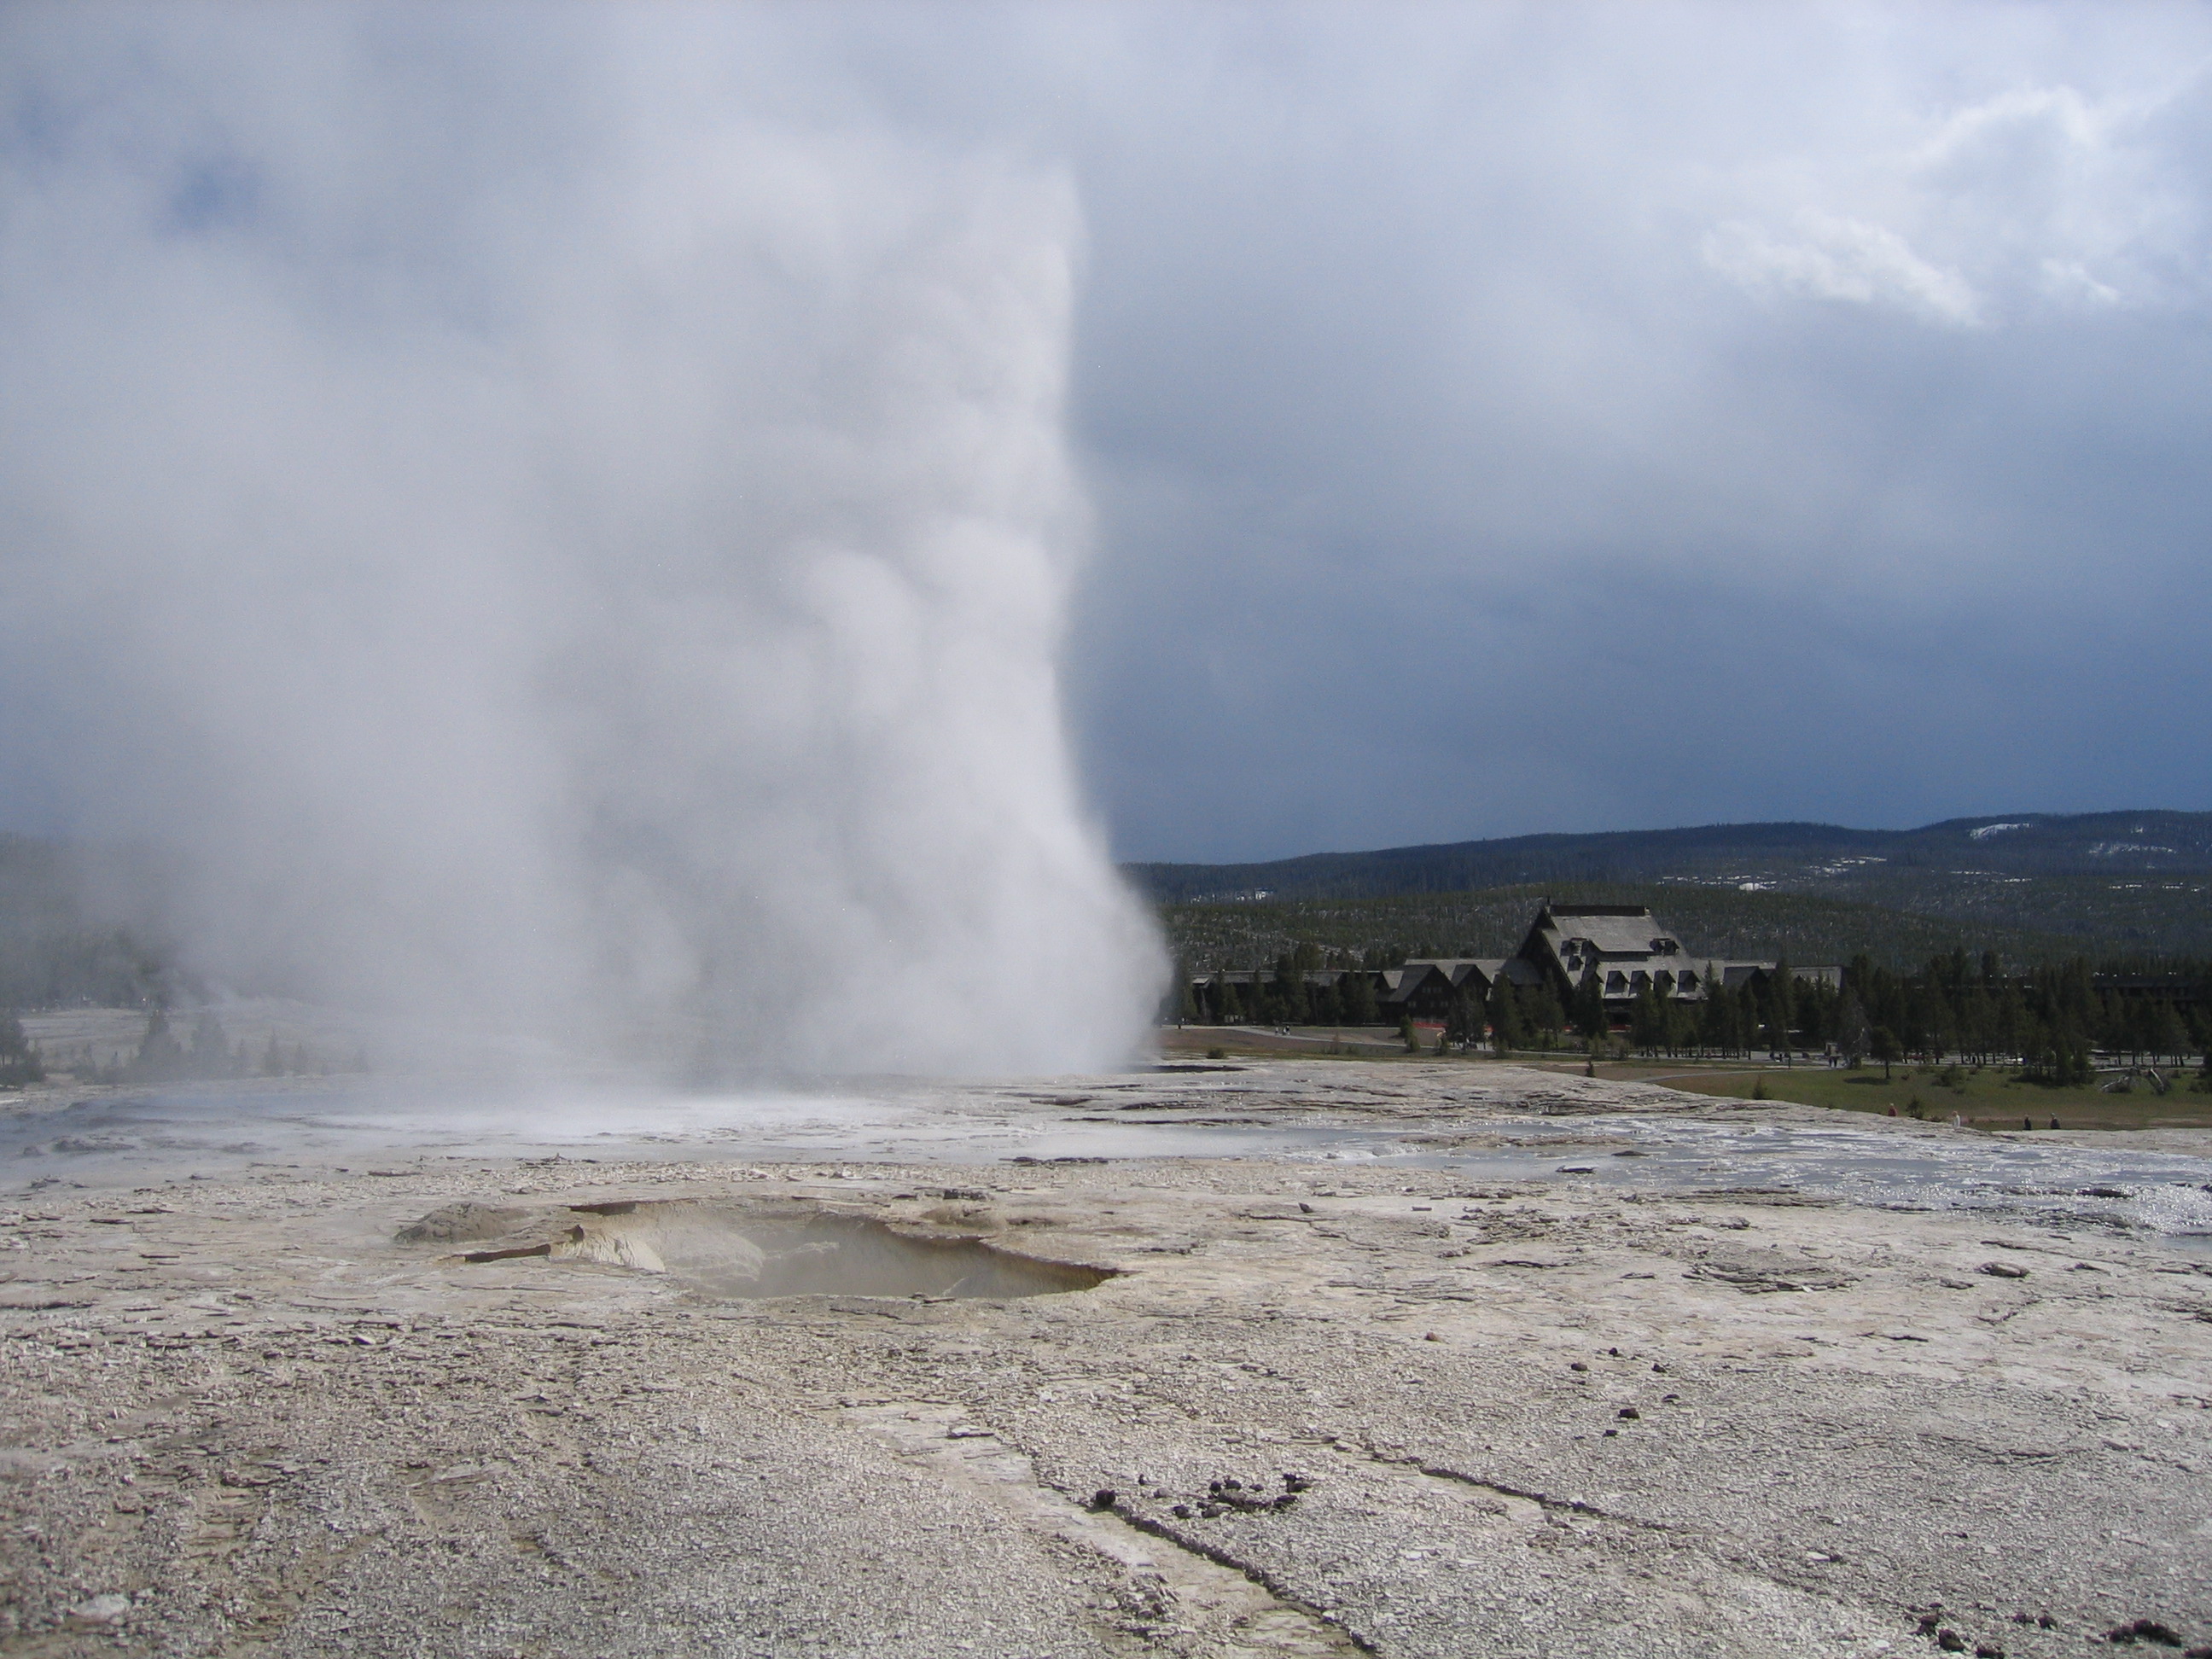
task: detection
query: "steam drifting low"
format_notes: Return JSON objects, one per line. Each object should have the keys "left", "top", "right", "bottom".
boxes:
{"left": 0, "top": 10, "right": 1164, "bottom": 1074}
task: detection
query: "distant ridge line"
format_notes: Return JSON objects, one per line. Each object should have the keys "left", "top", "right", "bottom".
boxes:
{"left": 1124, "top": 810, "right": 2212, "bottom": 905}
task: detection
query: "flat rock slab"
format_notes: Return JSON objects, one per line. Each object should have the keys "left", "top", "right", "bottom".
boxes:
{"left": 1, "top": 1059, "right": 2209, "bottom": 1657}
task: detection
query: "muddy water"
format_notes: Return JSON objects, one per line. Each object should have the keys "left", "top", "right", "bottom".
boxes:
{"left": 438, "top": 1200, "right": 1114, "bottom": 1300}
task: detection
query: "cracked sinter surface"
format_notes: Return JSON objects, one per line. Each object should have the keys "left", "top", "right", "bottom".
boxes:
{"left": 2, "top": 1057, "right": 2209, "bottom": 1656}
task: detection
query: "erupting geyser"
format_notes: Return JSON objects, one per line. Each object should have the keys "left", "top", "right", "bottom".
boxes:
{"left": 0, "top": 9, "right": 1164, "bottom": 1074}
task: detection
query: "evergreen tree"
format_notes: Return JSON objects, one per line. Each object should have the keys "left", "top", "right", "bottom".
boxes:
{"left": 0, "top": 1010, "right": 43, "bottom": 1087}
{"left": 1834, "top": 988, "right": 1870, "bottom": 1066}
{"left": 1869, "top": 1025, "right": 1902, "bottom": 1081}
{"left": 1768, "top": 959, "right": 1796, "bottom": 1057}
{"left": 1273, "top": 952, "right": 1309, "bottom": 1026}
{"left": 189, "top": 1011, "right": 231, "bottom": 1080}
{"left": 1488, "top": 981, "right": 1523, "bottom": 1057}
{"left": 1312, "top": 976, "right": 1342, "bottom": 1029}
{"left": 1213, "top": 977, "right": 1235, "bottom": 1025}
{"left": 1702, "top": 977, "right": 1739, "bottom": 1057}
{"left": 1443, "top": 979, "right": 1479, "bottom": 1050}
{"left": 1994, "top": 988, "right": 2025, "bottom": 1065}
{"left": 1629, "top": 981, "right": 1664, "bottom": 1057}
{"left": 1528, "top": 985, "right": 1566, "bottom": 1050}
{"left": 129, "top": 1010, "right": 185, "bottom": 1083}
{"left": 2151, "top": 1001, "right": 2188, "bottom": 1067}
{"left": 1961, "top": 987, "right": 1994, "bottom": 1064}
{"left": 1572, "top": 969, "right": 1608, "bottom": 1042}
{"left": 1342, "top": 969, "right": 1377, "bottom": 1026}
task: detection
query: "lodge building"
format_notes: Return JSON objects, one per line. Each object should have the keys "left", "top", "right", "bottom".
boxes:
{"left": 1188, "top": 900, "right": 1838, "bottom": 1027}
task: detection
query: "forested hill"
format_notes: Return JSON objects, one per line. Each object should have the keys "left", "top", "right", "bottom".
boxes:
{"left": 1126, "top": 812, "right": 2212, "bottom": 903}
{"left": 1133, "top": 812, "right": 2212, "bottom": 968}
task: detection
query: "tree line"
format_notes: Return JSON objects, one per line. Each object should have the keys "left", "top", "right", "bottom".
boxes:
{"left": 3, "top": 1009, "right": 363, "bottom": 1087}
{"left": 1179, "top": 941, "right": 2210, "bottom": 1083}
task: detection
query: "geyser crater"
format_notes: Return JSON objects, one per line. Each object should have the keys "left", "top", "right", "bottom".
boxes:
{"left": 402, "top": 1198, "right": 1114, "bottom": 1301}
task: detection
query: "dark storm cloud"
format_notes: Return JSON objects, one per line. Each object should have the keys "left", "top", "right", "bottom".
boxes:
{"left": 1004, "top": 3, "right": 2212, "bottom": 858}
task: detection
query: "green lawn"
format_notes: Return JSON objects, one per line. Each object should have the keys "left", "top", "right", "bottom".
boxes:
{"left": 1154, "top": 1027, "right": 2212, "bottom": 1129}
{"left": 1572, "top": 1057, "right": 2212, "bottom": 1131}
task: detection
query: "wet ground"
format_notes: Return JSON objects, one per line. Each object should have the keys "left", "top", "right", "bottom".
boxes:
{"left": 11, "top": 1063, "right": 2211, "bottom": 1249}
{"left": 3, "top": 1058, "right": 2209, "bottom": 1656}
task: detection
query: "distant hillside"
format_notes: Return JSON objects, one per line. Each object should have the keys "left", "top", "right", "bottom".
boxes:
{"left": 1161, "top": 882, "right": 2101, "bottom": 975}
{"left": 1134, "top": 812, "right": 2212, "bottom": 969}
{"left": 1129, "top": 812, "right": 2212, "bottom": 901}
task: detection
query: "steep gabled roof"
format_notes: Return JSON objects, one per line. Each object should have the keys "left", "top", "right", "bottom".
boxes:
{"left": 1523, "top": 901, "right": 1685, "bottom": 959}
{"left": 1400, "top": 958, "right": 1493, "bottom": 988}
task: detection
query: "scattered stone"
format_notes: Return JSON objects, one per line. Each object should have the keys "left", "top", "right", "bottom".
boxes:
{"left": 1569, "top": 1361, "right": 1589, "bottom": 1372}
{"left": 1616, "top": 1407, "right": 1639, "bottom": 1420}
{"left": 1088, "top": 1489, "right": 1115, "bottom": 1511}
{"left": 394, "top": 1202, "right": 528, "bottom": 1245}
{"left": 66, "top": 1593, "right": 129, "bottom": 1627}
{"left": 1936, "top": 1630, "right": 1966, "bottom": 1652}
{"left": 2104, "top": 1619, "right": 2185, "bottom": 1646}
{"left": 1688, "top": 1254, "right": 1854, "bottom": 1293}
{"left": 1977, "top": 1261, "right": 2031, "bottom": 1279}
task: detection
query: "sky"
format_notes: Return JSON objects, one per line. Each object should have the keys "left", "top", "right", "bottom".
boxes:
{"left": 1026, "top": 3, "right": 2212, "bottom": 861}
{"left": 3, "top": 3, "right": 2211, "bottom": 983}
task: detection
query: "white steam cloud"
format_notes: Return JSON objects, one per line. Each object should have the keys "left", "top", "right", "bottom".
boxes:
{"left": 0, "top": 9, "right": 1164, "bottom": 1074}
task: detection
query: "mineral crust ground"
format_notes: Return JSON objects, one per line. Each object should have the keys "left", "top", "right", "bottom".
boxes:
{"left": 2, "top": 1060, "right": 2209, "bottom": 1657}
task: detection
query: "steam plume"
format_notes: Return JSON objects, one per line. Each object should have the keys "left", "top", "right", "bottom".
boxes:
{"left": 0, "top": 9, "right": 1164, "bottom": 1074}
